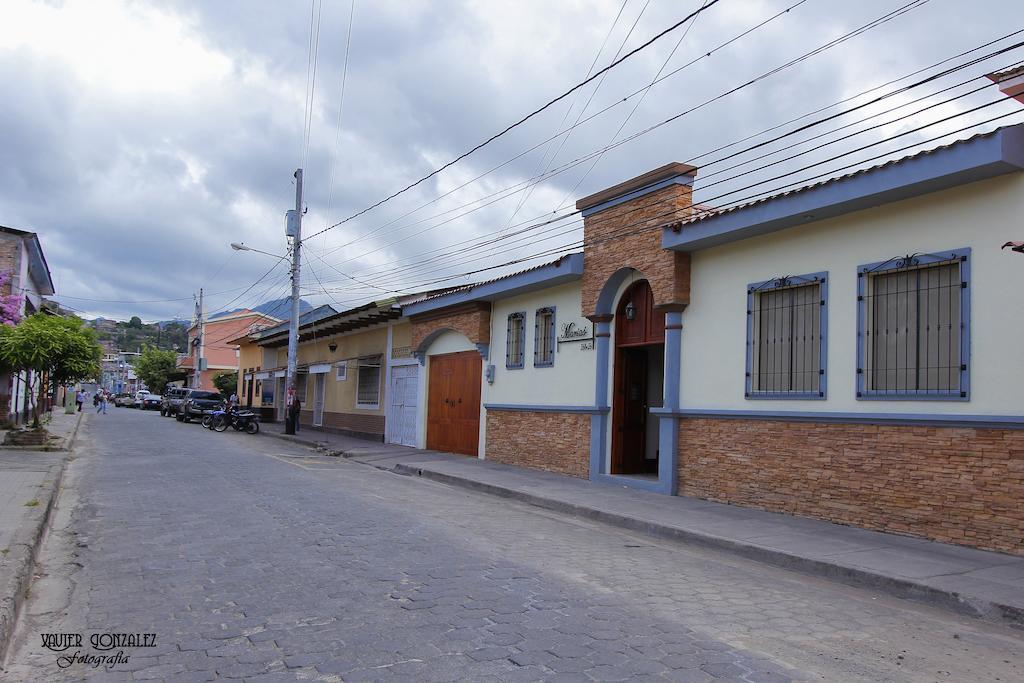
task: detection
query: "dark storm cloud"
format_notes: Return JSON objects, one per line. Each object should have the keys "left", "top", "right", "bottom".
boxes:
{"left": 0, "top": 0, "right": 1018, "bottom": 321}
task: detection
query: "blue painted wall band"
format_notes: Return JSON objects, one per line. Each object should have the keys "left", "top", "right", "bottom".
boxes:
{"left": 651, "top": 408, "right": 1024, "bottom": 430}
{"left": 484, "top": 404, "right": 609, "bottom": 414}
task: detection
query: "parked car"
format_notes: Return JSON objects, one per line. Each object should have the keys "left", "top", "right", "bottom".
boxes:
{"left": 161, "top": 386, "right": 188, "bottom": 417}
{"left": 113, "top": 393, "right": 134, "bottom": 407}
{"left": 132, "top": 390, "right": 150, "bottom": 409}
{"left": 179, "top": 389, "right": 223, "bottom": 422}
{"left": 141, "top": 394, "right": 162, "bottom": 410}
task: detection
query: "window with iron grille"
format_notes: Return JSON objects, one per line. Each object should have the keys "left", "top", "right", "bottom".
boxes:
{"left": 534, "top": 307, "right": 556, "bottom": 367}
{"left": 356, "top": 358, "right": 381, "bottom": 408}
{"left": 506, "top": 312, "right": 525, "bottom": 369}
{"left": 746, "top": 273, "right": 827, "bottom": 399}
{"left": 857, "top": 250, "right": 969, "bottom": 399}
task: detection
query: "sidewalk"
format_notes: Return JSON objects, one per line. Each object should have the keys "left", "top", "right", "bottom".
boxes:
{"left": 0, "top": 407, "right": 84, "bottom": 451}
{"left": 0, "top": 410, "right": 80, "bottom": 658}
{"left": 263, "top": 425, "right": 1024, "bottom": 629}
{"left": 262, "top": 424, "right": 417, "bottom": 458}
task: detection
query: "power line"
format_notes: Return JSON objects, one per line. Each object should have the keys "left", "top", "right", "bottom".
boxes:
{"left": 303, "top": 0, "right": 727, "bottom": 241}
{"left": 301, "top": 0, "right": 324, "bottom": 169}
{"left": 323, "top": 0, "right": 356, "bottom": 231}
{"left": 311, "top": 27, "right": 1019, "bottom": 288}
{"left": 310, "top": 74, "right": 1006, "bottom": 292}
{"left": 313, "top": 107, "right": 1023, "bottom": 297}
{"left": 311, "top": 0, "right": 812, "bottom": 262}
{"left": 499, "top": 0, "right": 646, "bottom": 234}
{"left": 554, "top": 0, "right": 711, "bottom": 210}
{"left": 312, "top": 0, "right": 929, "bottom": 262}
{"left": 315, "top": 71, "right": 989, "bottom": 288}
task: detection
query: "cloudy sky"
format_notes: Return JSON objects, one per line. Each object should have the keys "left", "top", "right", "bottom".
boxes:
{"left": 1, "top": 0, "right": 1020, "bottom": 322}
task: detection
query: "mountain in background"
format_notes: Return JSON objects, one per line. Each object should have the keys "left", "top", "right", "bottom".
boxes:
{"left": 85, "top": 298, "right": 312, "bottom": 353}
{"left": 208, "top": 297, "right": 313, "bottom": 321}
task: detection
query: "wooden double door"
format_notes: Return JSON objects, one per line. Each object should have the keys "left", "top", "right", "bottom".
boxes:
{"left": 426, "top": 351, "right": 482, "bottom": 456}
{"left": 611, "top": 279, "right": 665, "bottom": 475}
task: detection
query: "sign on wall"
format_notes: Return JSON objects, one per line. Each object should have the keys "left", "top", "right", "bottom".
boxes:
{"left": 557, "top": 321, "right": 594, "bottom": 350}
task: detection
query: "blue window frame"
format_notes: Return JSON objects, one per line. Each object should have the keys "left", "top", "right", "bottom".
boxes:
{"left": 857, "top": 249, "right": 970, "bottom": 400}
{"left": 506, "top": 312, "right": 526, "bottom": 369}
{"left": 745, "top": 272, "right": 827, "bottom": 400}
{"left": 534, "top": 307, "right": 556, "bottom": 368}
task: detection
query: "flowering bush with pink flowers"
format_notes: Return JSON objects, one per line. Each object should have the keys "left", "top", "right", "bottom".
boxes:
{"left": 0, "top": 271, "right": 22, "bottom": 326}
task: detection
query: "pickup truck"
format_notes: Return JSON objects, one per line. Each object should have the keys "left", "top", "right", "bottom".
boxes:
{"left": 179, "top": 389, "right": 223, "bottom": 423}
{"left": 161, "top": 386, "right": 188, "bottom": 417}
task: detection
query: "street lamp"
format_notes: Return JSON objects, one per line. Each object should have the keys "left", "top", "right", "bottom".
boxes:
{"left": 231, "top": 243, "right": 287, "bottom": 261}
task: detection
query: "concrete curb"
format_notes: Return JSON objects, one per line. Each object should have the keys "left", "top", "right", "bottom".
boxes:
{"left": 262, "top": 431, "right": 338, "bottom": 454}
{"left": 393, "top": 462, "right": 1023, "bottom": 629}
{"left": 64, "top": 410, "right": 84, "bottom": 452}
{"left": 0, "top": 457, "right": 69, "bottom": 664}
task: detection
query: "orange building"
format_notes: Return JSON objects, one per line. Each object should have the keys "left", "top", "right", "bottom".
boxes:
{"left": 179, "top": 310, "right": 280, "bottom": 391}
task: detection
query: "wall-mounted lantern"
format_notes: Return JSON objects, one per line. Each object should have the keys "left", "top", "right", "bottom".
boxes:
{"left": 328, "top": 342, "right": 338, "bottom": 353}
{"left": 625, "top": 300, "right": 637, "bottom": 321}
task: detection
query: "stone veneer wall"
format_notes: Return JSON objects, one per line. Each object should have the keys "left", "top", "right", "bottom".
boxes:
{"left": 486, "top": 410, "right": 590, "bottom": 478}
{"left": 677, "top": 418, "right": 1024, "bottom": 555}
{"left": 581, "top": 183, "right": 693, "bottom": 315}
{"left": 410, "top": 303, "right": 491, "bottom": 354}
{"left": 298, "top": 409, "right": 385, "bottom": 440}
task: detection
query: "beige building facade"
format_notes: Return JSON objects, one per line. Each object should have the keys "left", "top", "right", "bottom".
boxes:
{"left": 402, "top": 124, "right": 1024, "bottom": 556}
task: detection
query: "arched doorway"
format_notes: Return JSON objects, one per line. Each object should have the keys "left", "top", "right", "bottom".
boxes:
{"left": 611, "top": 280, "right": 664, "bottom": 475}
{"left": 420, "top": 328, "right": 484, "bottom": 457}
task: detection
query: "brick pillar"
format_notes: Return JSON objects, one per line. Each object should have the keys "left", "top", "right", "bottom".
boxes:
{"left": 577, "top": 163, "right": 697, "bottom": 495}
{"left": 578, "top": 163, "right": 696, "bottom": 317}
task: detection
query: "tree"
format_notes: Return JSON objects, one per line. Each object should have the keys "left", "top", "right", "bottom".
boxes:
{"left": 213, "top": 371, "right": 238, "bottom": 397}
{"left": 134, "top": 347, "right": 178, "bottom": 394}
{"left": 128, "top": 316, "right": 143, "bottom": 328}
{"left": 0, "top": 314, "right": 102, "bottom": 427}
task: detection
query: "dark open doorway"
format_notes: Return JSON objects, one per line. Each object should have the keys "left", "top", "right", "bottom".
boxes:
{"left": 611, "top": 279, "right": 665, "bottom": 475}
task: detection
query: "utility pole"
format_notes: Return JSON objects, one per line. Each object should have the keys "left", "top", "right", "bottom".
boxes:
{"left": 284, "top": 169, "right": 303, "bottom": 435}
{"left": 195, "top": 288, "right": 205, "bottom": 389}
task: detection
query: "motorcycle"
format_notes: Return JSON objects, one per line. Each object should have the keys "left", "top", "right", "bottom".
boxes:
{"left": 230, "top": 409, "right": 260, "bottom": 434}
{"left": 201, "top": 408, "right": 224, "bottom": 430}
{"left": 208, "top": 406, "right": 259, "bottom": 434}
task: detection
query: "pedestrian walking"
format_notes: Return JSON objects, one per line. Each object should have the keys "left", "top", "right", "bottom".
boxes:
{"left": 229, "top": 392, "right": 239, "bottom": 409}
{"left": 96, "top": 391, "right": 107, "bottom": 414}
{"left": 75, "top": 389, "right": 84, "bottom": 412}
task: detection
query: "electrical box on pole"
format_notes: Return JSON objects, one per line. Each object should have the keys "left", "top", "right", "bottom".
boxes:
{"left": 286, "top": 209, "right": 300, "bottom": 238}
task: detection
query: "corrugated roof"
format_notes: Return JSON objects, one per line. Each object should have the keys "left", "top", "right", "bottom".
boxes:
{"left": 666, "top": 127, "right": 1006, "bottom": 230}
{"left": 988, "top": 65, "right": 1024, "bottom": 82}
{"left": 411, "top": 253, "right": 582, "bottom": 303}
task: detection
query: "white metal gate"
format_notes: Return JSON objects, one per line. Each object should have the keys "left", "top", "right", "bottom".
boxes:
{"left": 387, "top": 364, "right": 418, "bottom": 447}
{"left": 313, "top": 373, "right": 326, "bottom": 427}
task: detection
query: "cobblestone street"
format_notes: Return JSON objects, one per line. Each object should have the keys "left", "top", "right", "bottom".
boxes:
{"left": 4, "top": 409, "right": 1023, "bottom": 682}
